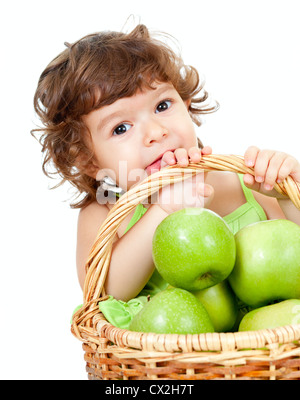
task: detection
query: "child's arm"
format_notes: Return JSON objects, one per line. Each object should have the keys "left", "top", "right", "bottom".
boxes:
{"left": 104, "top": 204, "right": 169, "bottom": 300}
{"left": 76, "top": 200, "right": 169, "bottom": 300}
{"left": 243, "top": 146, "right": 300, "bottom": 225}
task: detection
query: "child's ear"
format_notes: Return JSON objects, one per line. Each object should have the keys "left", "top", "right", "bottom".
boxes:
{"left": 74, "top": 155, "right": 99, "bottom": 179}
{"left": 84, "top": 162, "right": 100, "bottom": 179}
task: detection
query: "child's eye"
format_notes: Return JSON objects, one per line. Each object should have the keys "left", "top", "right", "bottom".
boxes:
{"left": 113, "top": 123, "right": 132, "bottom": 136}
{"left": 156, "top": 100, "right": 172, "bottom": 113}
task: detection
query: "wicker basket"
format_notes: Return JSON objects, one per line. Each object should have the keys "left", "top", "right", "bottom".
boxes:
{"left": 72, "top": 154, "right": 300, "bottom": 380}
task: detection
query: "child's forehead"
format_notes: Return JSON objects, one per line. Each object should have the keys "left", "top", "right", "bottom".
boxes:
{"left": 102, "top": 81, "right": 174, "bottom": 103}
{"left": 101, "top": 81, "right": 175, "bottom": 110}
{"left": 131, "top": 81, "right": 175, "bottom": 98}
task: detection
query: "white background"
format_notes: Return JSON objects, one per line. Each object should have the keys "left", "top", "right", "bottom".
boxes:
{"left": 1, "top": 0, "right": 299, "bottom": 380}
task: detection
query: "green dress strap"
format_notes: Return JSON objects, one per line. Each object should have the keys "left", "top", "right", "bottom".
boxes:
{"left": 124, "top": 204, "right": 148, "bottom": 234}
{"left": 223, "top": 174, "right": 267, "bottom": 234}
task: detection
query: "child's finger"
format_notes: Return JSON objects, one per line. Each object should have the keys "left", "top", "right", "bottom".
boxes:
{"left": 197, "top": 182, "right": 214, "bottom": 197}
{"left": 188, "top": 147, "right": 202, "bottom": 163}
{"left": 243, "top": 173, "right": 261, "bottom": 191}
{"left": 277, "top": 156, "right": 298, "bottom": 182}
{"left": 197, "top": 182, "right": 214, "bottom": 208}
{"left": 264, "top": 152, "right": 285, "bottom": 189}
{"left": 253, "top": 149, "right": 275, "bottom": 183}
{"left": 244, "top": 146, "right": 260, "bottom": 167}
{"left": 201, "top": 145, "right": 212, "bottom": 155}
{"left": 174, "top": 148, "right": 189, "bottom": 166}
{"left": 160, "top": 151, "right": 176, "bottom": 168}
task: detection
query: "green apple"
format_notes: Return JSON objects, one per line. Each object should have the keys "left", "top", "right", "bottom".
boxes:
{"left": 129, "top": 287, "right": 214, "bottom": 334}
{"left": 152, "top": 208, "right": 236, "bottom": 291}
{"left": 191, "top": 280, "right": 238, "bottom": 332}
{"left": 228, "top": 219, "right": 300, "bottom": 308}
{"left": 239, "top": 299, "right": 300, "bottom": 331}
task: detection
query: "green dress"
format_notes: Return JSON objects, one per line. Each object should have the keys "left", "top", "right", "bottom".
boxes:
{"left": 97, "top": 175, "right": 267, "bottom": 329}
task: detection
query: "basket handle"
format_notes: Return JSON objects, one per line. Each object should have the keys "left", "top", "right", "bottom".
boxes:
{"left": 81, "top": 154, "right": 300, "bottom": 308}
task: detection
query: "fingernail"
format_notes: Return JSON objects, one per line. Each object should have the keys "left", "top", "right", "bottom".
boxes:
{"left": 246, "top": 159, "right": 254, "bottom": 167}
{"left": 256, "top": 176, "right": 264, "bottom": 182}
{"left": 264, "top": 183, "right": 273, "bottom": 191}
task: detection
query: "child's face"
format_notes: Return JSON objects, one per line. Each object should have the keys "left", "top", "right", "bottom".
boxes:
{"left": 83, "top": 82, "right": 198, "bottom": 191}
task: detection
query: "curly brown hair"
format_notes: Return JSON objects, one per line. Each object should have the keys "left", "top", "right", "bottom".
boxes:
{"left": 31, "top": 24, "right": 219, "bottom": 209}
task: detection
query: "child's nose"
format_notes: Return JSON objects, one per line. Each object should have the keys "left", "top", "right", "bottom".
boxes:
{"left": 143, "top": 121, "right": 168, "bottom": 146}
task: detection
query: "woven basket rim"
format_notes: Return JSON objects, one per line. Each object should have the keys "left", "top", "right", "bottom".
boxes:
{"left": 96, "top": 317, "right": 300, "bottom": 353}
{"left": 72, "top": 154, "right": 300, "bottom": 352}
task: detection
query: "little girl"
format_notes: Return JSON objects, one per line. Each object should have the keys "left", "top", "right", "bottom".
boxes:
{"left": 32, "top": 24, "right": 300, "bottom": 326}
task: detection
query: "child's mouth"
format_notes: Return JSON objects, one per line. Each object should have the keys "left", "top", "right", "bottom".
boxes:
{"left": 146, "top": 158, "right": 162, "bottom": 175}
{"left": 146, "top": 149, "right": 177, "bottom": 175}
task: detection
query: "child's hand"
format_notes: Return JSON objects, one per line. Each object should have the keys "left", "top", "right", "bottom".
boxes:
{"left": 243, "top": 146, "right": 300, "bottom": 197}
{"left": 157, "top": 146, "right": 214, "bottom": 213}
{"left": 160, "top": 145, "right": 212, "bottom": 169}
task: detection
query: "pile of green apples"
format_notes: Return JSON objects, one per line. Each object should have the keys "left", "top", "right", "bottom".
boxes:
{"left": 129, "top": 208, "right": 300, "bottom": 334}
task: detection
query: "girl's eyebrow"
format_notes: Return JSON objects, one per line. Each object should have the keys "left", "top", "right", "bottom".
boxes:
{"left": 154, "top": 83, "right": 175, "bottom": 96}
{"left": 97, "top": 111, "right": 125, "bottom": 132}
